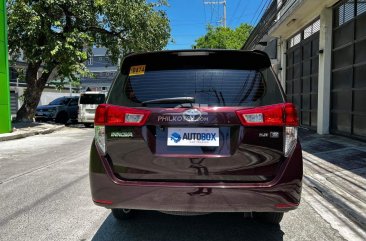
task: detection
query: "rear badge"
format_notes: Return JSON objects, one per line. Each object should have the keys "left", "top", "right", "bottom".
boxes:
{"left": 182, "top": 109, "right": 202, "bottom": 122}
{"left": 270, "top": 132, "right": 280, "bottom": 138}
{"left": 259, "top": 132, "right": 280, "bottom": 138}
{"left": 259, "top": 133, "right": 269, "bottom": 138}
{"left": 158, "top": 109, "right": 209, "bottom": 122}
{"left": 111, "top": 132, "right": 133, "bottom": 138}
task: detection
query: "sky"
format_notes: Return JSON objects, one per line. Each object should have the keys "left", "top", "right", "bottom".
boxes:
{"left": 164, "top": 0, "right": 272, "bottom": 50}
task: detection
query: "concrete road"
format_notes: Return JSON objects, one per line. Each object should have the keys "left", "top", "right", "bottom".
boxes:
{"left": 0, "top": 127, "right": 350, "bottom": 241}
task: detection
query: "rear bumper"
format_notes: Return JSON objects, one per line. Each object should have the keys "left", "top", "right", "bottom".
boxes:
{"left": 78, "top": 117, "right": 94, "bottom": 123}
{"left": 78, "top": 113, "right": 95, "bottom": 123}
{"left": 89, "top": 142, "right": 303, "bottom": 213}
{"left": 79, "top": 120, "right": 94, "bottom": 124}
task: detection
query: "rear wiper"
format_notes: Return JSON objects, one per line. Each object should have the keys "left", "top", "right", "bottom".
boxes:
{"left": 142, "top": 97, "right": 195, "bottom": 105}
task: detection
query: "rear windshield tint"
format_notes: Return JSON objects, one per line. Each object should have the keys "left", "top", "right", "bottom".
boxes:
{"left": 109, "top": 68, "right": 284, "bottom": 107}
{"left": 79, "top": 94, "right": 105, "bottom": 104}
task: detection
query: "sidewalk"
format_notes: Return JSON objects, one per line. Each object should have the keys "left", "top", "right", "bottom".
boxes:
{"left": 299, "top": 128, "right": 366, "bottom": 238}
{"left": 0, "top": 122, "right": 65, "bottom": 142}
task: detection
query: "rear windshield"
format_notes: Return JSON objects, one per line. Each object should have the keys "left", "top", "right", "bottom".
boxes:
{"left": 109, "top": 68, "right": 284, "bottom": 107}
{"left": 79, "top": 94, "right": 105, "bottom": 104}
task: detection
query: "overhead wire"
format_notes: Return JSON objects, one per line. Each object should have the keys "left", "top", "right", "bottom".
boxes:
{"left": 203, "top": 0, "right": 207, "bottom": 26}
{"left": 249, "top": 0, "right": 266, "bottom": 26}
{"left": 229, "top": 0, "right": 243, "bottom": 26}
{"left": 233, "top": 0, "right": 251, "bottom": 26}
{"left": 217, "top": 1, "right": 220, "bottom": 26}
{"left": 252, "top": 0, "right": 272, "bottom": 26}
{"left": 210, "top": 3, "right": 214, "bottom": 25}
{"left": 171, "top": 22, "right": 206, "bottom": 26}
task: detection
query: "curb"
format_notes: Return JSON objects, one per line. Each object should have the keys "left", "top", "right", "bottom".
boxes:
{"left": 302, "top": 177, "right": 366, "bottom": 241}
{"left": 302, "top": 149, "right": 366, "bottom": 230}
{"left": 0, "top": 125, "right": 65, "bottom": 142}
{"left": 304, "top": 176, "right": 366, "bottom": 228}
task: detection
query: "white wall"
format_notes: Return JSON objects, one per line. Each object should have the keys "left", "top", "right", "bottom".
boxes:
{"left": 38, "top": 92, "right": 79, "bottom": 106}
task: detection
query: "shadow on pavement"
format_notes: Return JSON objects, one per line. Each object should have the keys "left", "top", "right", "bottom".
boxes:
{"left": 65, "top": 123, "right": 93, "bottom": 129}
{"left": 92, "top": 211, "right": 284, "bottom": 241}
{"left": 12, "top": 121, "right": 44, "bottom": 129}
{"left": 299, "top": 127, "right": 366, "bottom": 231}
{"left": 299, "top": 128, "right": 366, "bottom": 176}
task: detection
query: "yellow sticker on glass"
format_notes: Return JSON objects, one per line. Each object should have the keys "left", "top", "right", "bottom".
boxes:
{"left": 129, "top": 65, "right": 146, "bottom": 76}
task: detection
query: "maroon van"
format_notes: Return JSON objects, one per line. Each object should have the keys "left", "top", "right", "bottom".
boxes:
{"left": 89, "top": 50, "right": 302, "bottom": 224}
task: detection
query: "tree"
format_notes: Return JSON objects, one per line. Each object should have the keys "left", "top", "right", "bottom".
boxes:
{"left": 8, "top": 0, "right": 170, "bottom": 121}
{"left": 194, "top": 23, "right": 253, "bottom": 50}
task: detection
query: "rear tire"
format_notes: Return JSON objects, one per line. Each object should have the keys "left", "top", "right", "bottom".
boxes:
{"left": 253, "top": 212, "right": 284, "bottom": 225}
{"left": 111, "top": 209, "right": 135, "bottom": 220}
{"left": 70, "top": 119, "right": 78, "bottom": 124}
{"left": 55, "top": 112, "right": 69, "bottom": 124}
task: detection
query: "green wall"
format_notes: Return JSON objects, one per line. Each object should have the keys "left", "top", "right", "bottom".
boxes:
{"left": 0, "top": 0, "right": 11, "bottom": 133}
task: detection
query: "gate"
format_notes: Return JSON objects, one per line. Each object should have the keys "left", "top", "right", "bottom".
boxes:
{"left": 286, "top": 19, "right": 320, "bottom": 129}
{"left": 331, "top": 0, "right": 366, "bottom": 138}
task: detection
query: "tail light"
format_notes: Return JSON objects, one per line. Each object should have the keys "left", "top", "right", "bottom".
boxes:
{"left": 94, "top": 104, "right": 151, "bottom": 154}
{"left": 284, "top": 126, "right": 297, "bottom": 157}
{"left": 94, "top": 104, "right": 151, "bottom": 126}
{"left": 236, "top": 103, "right": 299, "bottom": 157}
{"left": 235, "top": 103, "right": 298, "bottom": 126}
{"left": 95, "top": 126, "right": 106, "bottom": 154}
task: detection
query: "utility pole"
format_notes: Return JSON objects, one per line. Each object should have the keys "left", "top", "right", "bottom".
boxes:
{"left": 69, "top": 81, "right": 72, "bottom": 96}
{"left": 204, "top": 0, "right": 227, "bottom": 27}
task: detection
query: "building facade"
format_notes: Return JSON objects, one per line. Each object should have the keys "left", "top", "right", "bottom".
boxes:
{"left": 244, "top": 0, "right": 366, "bottom": 140}
{"left": 81, "top": 48, "right": 118, "bottom": 91}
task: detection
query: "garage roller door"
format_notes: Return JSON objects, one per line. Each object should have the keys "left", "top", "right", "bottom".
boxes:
{"left": 286, "top": 20, "right": 320, "bottom": 129}
{"left": 331, "top": 0, "right": 366, "bottom": 138}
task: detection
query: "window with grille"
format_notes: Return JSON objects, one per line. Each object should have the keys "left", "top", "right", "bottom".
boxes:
{"left": 288, "top": 33, "right": 301, "bottom": 48}
{"left": 334, "top": 0, "right": 366, "bottom": 27}
{"left": 304, "top": 19, "right": 320, "bottom": 39}
{"left": 358, "top": 0, "right": 366, "bottom": 15}
{"left": 287, "top": 18, "right": 320, "bottom": 48}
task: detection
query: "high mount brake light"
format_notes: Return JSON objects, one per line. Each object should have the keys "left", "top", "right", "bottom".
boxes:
{"left": 94, "top": 104, "right": 151, "bottom": 126}
{"left": 235, "top": 103, "right": 299, "bottom": 127}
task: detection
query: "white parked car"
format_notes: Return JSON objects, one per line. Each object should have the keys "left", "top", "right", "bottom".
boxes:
{"left": 78, "top": 92, "right": 106, "bottom": 127}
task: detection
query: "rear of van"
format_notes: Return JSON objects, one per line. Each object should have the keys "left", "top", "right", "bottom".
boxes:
{"left": 78, "top": 92, "right": 106, "bottom": 127}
